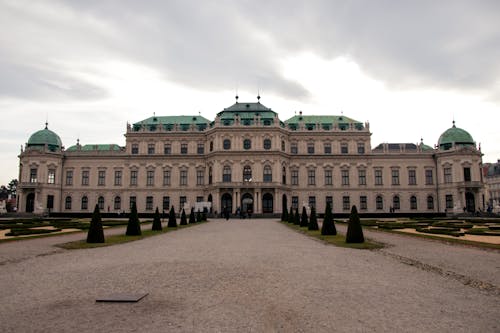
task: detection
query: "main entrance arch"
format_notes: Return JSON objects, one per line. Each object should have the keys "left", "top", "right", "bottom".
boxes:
{"left": 241, "top": 193, "right": 253, "bottom": 215}
{"left": 262, "top": 193, "right": 273, "bottom": 213}
{"left": 465, "top": 192, "right": 475, "bottom": 213}
{"left": 221, "top": 193, "right": 232, "bottom": 215}
{"left": 26, "top": 193, "right": 35, "bottom": 213}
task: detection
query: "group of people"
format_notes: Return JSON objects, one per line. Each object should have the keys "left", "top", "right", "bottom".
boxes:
{"left": 222, "top": 206, "right": 252, "bottom": 220}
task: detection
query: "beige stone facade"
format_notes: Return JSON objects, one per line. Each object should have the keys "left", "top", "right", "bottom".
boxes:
{"left": 17, "top": 101, "right": 485, "bottom": 216}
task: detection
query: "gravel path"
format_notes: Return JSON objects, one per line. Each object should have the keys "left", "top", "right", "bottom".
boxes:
{"left": 0, "top": 219, "right": 498, "bottom": 332}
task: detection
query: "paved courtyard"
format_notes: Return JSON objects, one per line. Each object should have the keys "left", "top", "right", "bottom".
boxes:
{"left": 0, "top": 218, "right": 498, "bottom": 332}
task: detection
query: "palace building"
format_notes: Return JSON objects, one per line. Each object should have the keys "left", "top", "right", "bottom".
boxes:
{"left": 17, "top": 98, "right": 485, "bottom": 216}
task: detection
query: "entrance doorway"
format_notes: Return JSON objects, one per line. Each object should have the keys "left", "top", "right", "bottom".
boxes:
{"left": 241, "top": 193, "right": 253, "bottom": 215}
{"left": 26, "top": 193, "right": 35, "bottom": 213}
{"left": 465, "top": 192, "right": 475, "bottom": 213}
{"left": 221, "top": 193, "right": 232, "bottom": 215}
{"left": 262, "top": 193, "right": 273, "bottom": 213}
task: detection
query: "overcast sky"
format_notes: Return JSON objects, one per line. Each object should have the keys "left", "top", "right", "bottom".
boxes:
{"left": 1, "top": 0, "right": 499, "bottom": 186}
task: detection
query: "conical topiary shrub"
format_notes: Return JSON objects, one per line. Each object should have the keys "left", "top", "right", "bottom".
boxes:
{"left": 288, "top": 205, "right": 294, "bottom": 223}
{"left": 346, "top": 205, "right": 364, "bottom": 243}
{"left": 321, "top": 202, "right": 337, "bottom": 235}
{"left": 300, "top": 206, "right": 309, "bottom": 227}
{"left": 196, "top": 210, "right": 202, "bottom": 222}
{"left": 168, "top": 206, "right": 177, "bottom": 228}
{"left": 189, "top": 207, "right": 196, "bottom": 224}
{"left": 202, "top": 207, "right": 208, "bottom": 221}
{"left": 308, "top": 206, "right": 319, "bottom": 230}
{"left": 152, "top": 207, "right": 162, "bottom": 231}
{"left": 281, "top": 201, "right": 288, "bottom": 222}
{"left": 294, "top": 208, "right": 300, "bottom": 225}
{"left": 126, "top": 202, "right": 142, "bottom": 236}
{"left": 180, "top": 208, "right": 187, "bottom": 225}
{"left": 87, "top": 204, "right": 105, "bottom": 243}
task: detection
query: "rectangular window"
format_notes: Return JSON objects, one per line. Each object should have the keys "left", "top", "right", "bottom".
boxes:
{"left": 114, "top": 170, "right": 122, "bottom": 186}
{"left": 30, "top": 168, "right": 38, "bottom": 183}
{"left": 342, "top": 196, "right": 350, "bottom": 210}
{"left": 291, "top": 170, "right": 299, "bottom": 185}
{"left": 47, "top": 195, "right": 54, "bottom": 210}
{"left": 163, "top": 170, "right": 170, "bottom": 186}
{"left": 292, "top": 196, "right": 299, "bottom": 210}
{"left": 324, "top": 143, "right": 332, "bottom": 154}
{"left": 341, "top": 170, "right": 349, "bottom": 185}
{"left": 464, "top": 167, "right": 471, "bottom": 182}
{"left": 162, "top": 196, "right": 170, "bottom": 211}
{"left": 325, "top": 170, "right": 333, "bottom": 185}
{"left": 425, "top": 169, "right": 434, "bottom": 185}
{"left": 65, "top": 196, "right": 72, "bottom": 210}
{"left": 291, "top": 143, "right": 298, "bottom": 154}
{"left": 147, "top": 170, "right": 155, "bottom": 186}
{"left": 391, "top": 169, "right": 400, "bottom": 185}
{"left": 307, "top": 143, "right": 315, "bottom": 154}
{"left": 146, "top": 196, "right": 153, "bottom": 210}
{"left": 148, "top": 143, "right": 155, "bottom": 154}
{"left": 444, "top": 167, "right": 452, "bottom": 184}
{"left": 360, "top": 196, "right": 367, "bottom": 210}
{"left": 357, "top": 143, "right": 365, "bottom": 154}
{"left": 341, "top": 143, "right": 348, "bottom": 154}
{"left": 180, "top": 196, "right": 187, "bottom": 209}
{"left": 129, "top": 196, "right": 136, "bottom": 209}
{"left": 197, "top": 143, "right": 204, "bottom": 154}
{"left": 82, "top": 170, "right": 89, "bottom": 185}
{"left": 308, "top": 196, "right": 316, "bottom": 209}
{"left": 375, "top": 169, "right": 383, "bottom": 185}
{"left": 408, "top": 169, "right": 416, "bottom": 185}
{"left": 308, "top": 169, "right": 315, "bottom": 185}
{"left": 181, "top": 143, "right": 188, "bottom": 154}
{"left": 427, "top": 196, "right": 434, "bottom": 210}
{"left": 180, "top": 170, "right": 188, "bottom": 185}
{"left": 197, "top": 170, "right": 204, "bottom": 185}
{"left": 164, "top": 143, "right": 171, "bottom": 155}
{"left": 326, "top": 196, "right": 333, "bottom": 210}
{"left": 98, "top": 170, "right": 105, "bottom": 186}
{"left": 66, "top": 170, "right": 73, "bottom": 185}
{"left": 131, "top": 143, "right": 139, "bottom": 154}
{"left": 114, "top": 197, "right": 121, "bottom": 210}
{"left": 130, "top": 170, "right": 138, "bottom": 186}
{"left": 196, "top": 196, "right": 204, "bottom": 202}
{"left": 47, "top": 169, "right": 55, "bottom": 184}
{"left": 358, "top": 169, "right": 366, "bottom": 185}
{"left": 446, "top": 194, "right": 453, "bottom": 209}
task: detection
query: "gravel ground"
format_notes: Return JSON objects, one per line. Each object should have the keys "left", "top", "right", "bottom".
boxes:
{"left": 0, "top": 218, "right": 498, "bottom": 332}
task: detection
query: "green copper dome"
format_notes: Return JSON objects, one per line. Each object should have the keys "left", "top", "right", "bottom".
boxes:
{"left": 438, "top": 121, "right": 474, "bottom": 150}
{"left": 27, "top": 123, "right": 63, "bottom": 152}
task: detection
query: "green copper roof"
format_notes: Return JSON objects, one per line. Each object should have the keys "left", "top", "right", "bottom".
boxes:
{"left": 27, "top": 124, "right": 63, "bottom": 152}
{"left": 66, "top": 144, "right": 123, "bottom": 152}
{"left": 216, "top": 102, "right": 279, "bottom": 126}
{"left": 438, "top": 122, "right": 474, "bottom": 150}
{"left": 133, "top": 115, "right": 210, "bottom": 131}
{"left": 285, "top": 115, "right": 364, "bottom": 130}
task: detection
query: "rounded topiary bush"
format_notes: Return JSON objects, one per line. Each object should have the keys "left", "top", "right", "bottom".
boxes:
{"left": 126, "top": 202, "right": 142, "bottom": 236}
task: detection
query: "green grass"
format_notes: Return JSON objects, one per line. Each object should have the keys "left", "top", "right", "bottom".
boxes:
{"left": 280, "top": 221, "right": 384, "bottom": 250}
{"left": 56, "top": 222, "right": 206, "bottom": 250}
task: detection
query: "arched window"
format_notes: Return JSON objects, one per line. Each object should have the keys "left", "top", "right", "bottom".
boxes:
{"left": 410, "top": 196, "right": 417, "bottom": 210}
{"left": 209, "top": 141, "right": 214, "bottom": 151}
{"left": 98, "top": 196, "right": 105, "bottom": 210}
{"left": 223, "top": 166, "right": 231, "bottom": 182}
{"left": 263, "top": 165, "right": 272, "bottom": 182}
{"left": 427, "top": 196, "right": 434, "bottom": 210}
{"left": 81, "top": 196, "right": 88, "bottom": 210}
{"left": 65, "top": 196, "right": 72, "bottom": 210}
{"left": 263, "top": 138, "right": 271, "bottom": 150}
{"left": 243, "top": 165, "right": 252, "bottom": 181}
{"left": 223, "top": 139, "right": 231, "bottom": 150}
{"left": 393, "top": 195, "right": 400, "bottom": 210}
{"left": 281, "top": 140, "right": 286, "bottom": 152}
{"left": 282, "top": 166, "right": 286, "bottom": 184}
{"left": 114, "top": 196, "right": 121, "bottom": 210}
{"left": 243, "top": 139, "right": 251, "bottom": 150}
{"left": 376, "top": 195, "right": 383, "bottom": 210}
{"left": 209, "top": 167, "right": 213, "bottom": 184}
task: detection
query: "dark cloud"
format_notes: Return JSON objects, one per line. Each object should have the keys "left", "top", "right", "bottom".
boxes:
{"left": 1, "top": 0, "right": 498, "bottom": 102}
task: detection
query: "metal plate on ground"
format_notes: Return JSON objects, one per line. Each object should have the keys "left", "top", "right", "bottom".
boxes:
{"left": 96, "top": 293, "right": 149, "bottom": 303}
